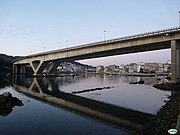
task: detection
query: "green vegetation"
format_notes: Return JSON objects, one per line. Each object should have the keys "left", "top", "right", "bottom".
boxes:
{"left": 0, "top": 57, "right": 11, "bottom": 78}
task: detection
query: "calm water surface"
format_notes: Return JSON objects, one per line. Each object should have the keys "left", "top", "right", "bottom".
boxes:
{"left": 0, "top": 75, "right": 171, "bottom": 135}
{"left": 57, "top": 75, "right": 170, "bottom": 114}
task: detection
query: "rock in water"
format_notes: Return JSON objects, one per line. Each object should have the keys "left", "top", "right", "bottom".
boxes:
{"left": 2, "top": 92, "right": 12, "bottom": 97}
{"left": 0, "top": 92, "right": 24, "bottom": 116}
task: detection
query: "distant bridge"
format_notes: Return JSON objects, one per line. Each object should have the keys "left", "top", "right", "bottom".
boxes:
{"left": 12, "top": 78, "right": 154, "bottom": 130}
{"left": 13, "top": 27, "right": 180, "bottom": 83}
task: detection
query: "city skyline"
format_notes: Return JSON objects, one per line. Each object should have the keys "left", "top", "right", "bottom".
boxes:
{"left": 0, "top": 0, "right": 179, "bottom": 66}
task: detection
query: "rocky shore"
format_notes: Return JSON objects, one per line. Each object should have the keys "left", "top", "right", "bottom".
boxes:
{"left": 135, "top": 83, "right": 180, "bottom": 135}
{"left": 153, "top": 83, "right": 180, "bottom": 91}
{"left": 0, "top": 92, "right": 23, "bottom": 116}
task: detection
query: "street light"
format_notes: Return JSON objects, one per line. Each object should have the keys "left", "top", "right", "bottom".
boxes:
{"left": 66, "top": 40, "right": 69, "bottom": 48}
{"left": 179, "top": 11, "right": 180, "bottom": 26}
{"left": 44, "top": 46, "right": 46, "bottom": 60}
{"left": 66, "top": 40, "right": 69, "bottom": 57}
{"left": 104, "top": 30, "right": 106, "bottom": 41}
{"left": 44, "top": 46, "right": 46, "bottom": 52}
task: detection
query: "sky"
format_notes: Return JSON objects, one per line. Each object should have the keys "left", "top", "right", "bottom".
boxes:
{"left": 0, "top": 0, "right": 179, "bottom": 66}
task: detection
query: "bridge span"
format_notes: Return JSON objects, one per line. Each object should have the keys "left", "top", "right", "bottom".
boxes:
{"left": 13, "top": 27, "right": 180, "bottom": 83}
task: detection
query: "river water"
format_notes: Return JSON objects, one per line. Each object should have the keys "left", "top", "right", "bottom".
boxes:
{"left": 0, "top": 75, "right": 171, "bottom": 135}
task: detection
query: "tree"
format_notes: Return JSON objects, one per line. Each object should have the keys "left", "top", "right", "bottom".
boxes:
{"left": 0, "top": 58, "right": 5, "bottom": 72}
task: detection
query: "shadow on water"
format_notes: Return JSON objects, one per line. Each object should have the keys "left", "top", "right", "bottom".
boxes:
{"left": 12, "top": 77, "right": 154, "bottom": 130}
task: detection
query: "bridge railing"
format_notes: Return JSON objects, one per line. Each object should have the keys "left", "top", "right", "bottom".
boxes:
{"left": 17, "top": 26, "right": 180, "bottom": 60}
{"left": 79, "top": 26, "right": 180, "bottom": 48}
{"left": 47, "top": 26, "right": 180, "bottom": 52}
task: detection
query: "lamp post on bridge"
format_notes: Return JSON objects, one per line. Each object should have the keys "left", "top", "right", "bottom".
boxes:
{"left": 44, "top": 46, "right": 46, "bottom": 60}
{"left": 66, "top": 40, "right": 69, "bottom": 57}
{"left": 104, "top": 30, "right": 106, "bottom": 41}
{"left": 179, "top": 11, "right": 180, "bottom": 26}
{"left": 66, "top": 40, "right": 69, "bottom": 48}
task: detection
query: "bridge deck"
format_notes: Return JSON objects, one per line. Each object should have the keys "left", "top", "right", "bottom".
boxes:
{"left": 14, "top": 26, "right": 180, "bottom": 61}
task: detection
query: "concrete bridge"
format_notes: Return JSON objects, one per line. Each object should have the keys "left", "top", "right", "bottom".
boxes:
{"left": 13, "top": 27, "right": 180, "bottom": 83}
{"left": 12, "top": 77, "right": 154, "bottom": 130}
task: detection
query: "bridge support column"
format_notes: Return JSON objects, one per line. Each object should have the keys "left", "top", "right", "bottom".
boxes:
{"left": 12, "top": 65, "right": 17, "bottom": 76}
{"left": 46, "top": 61, "right": 60, "bottom": 75}
{"left": 20, "top": 66, "right": 26, "bottom": 74}
{"left": 12, "top": 64, "right": 21, "bottom": 77}
{"left": 171, "top": 40, "right": 180, "bottom": 84}
{"left": 13, "top": 64, "right": 27, "bottom": 77}
{"left": 30, "top": 61, "right": 48, "bottom": 76}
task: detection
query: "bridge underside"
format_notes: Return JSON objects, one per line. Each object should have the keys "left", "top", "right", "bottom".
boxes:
{"left": 13, "top": 39, "right": 180, "bottom": 83}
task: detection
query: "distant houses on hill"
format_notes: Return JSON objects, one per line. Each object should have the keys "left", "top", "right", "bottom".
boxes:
{"left": 96, "top": 61, "right": 171, "bottom": 75}
{"left": 0, "top": 53, "right": 171, "bottom": 77}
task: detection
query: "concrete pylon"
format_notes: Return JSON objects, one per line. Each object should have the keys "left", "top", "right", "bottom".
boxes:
{"left": 20, "top": 66, "right": 26, "bottom": 74}
{"left": 12, "top": 65, "right": 17, "bottom": 76}
{"left": 171, "top": 40, "right": 180, "bottom": 84}
{"left": 46, "top": 61, "right": 60, "bottom": 75}
{"left": 12, "top": 64, "right": 21, "bottom": 77}
{"left": 30, "top": 60, "right": 48, "bottom": 76}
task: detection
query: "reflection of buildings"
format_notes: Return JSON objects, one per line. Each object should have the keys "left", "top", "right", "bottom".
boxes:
{"left": 119, "top": 75, "right": 163, "bottom": 85}
{"left": 12, "top": 77, "right": 154, "bottom": 130}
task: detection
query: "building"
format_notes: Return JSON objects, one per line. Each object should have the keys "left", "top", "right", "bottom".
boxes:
{"left": 137, "top": 62, "right": 145, "bottom": 73}
{"left": 96, "top": 66, "right": 104, "bottom": 73}
{"left": 104, "top": 65, "right": 119, "bottom": 74}
{"left": 144, "top": 63, "right": 157, "bottom": 73}
{"left": 119, "top": 65, "right": 125, "bottom": 73}
{"left": 163, "top": 60, "right": 171, "bottom": 73}
{"left": 127, "top": 63, "right": 138, "bottom": 73}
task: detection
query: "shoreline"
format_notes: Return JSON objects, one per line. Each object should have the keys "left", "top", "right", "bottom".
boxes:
{"left": 136, "top": 83, "right": 180, "bottom": 135}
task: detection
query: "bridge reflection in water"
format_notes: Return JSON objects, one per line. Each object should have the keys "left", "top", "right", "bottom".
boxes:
{"left": 12, "top": 77, "right": 154, "bottom": 130}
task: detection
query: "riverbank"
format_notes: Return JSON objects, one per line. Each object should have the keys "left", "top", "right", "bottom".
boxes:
{"left": 135, "top": 83, "right": 180, "bottom": 135}
{"left": 153, "top": 83, "right": 180, "bottom": 91}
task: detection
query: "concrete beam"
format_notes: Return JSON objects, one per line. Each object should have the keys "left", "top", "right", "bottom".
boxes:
{"left": 12, "top": 65, "right": 17, "bottom": 76}
{"left": 30, "top": 61, "right": 48, "bottom": 76}
{"left": 171, "top": 40, "right": 180, "bottom": 84}
{"left": 12, "top": 27, "right": 180, "bottom": 78}
{"left": 14, "top": 31, "right": 180, "bottom": 65}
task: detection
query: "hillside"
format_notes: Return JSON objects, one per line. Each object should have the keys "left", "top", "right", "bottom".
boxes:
{"left": 0, "top": 53, "right": 95, "bottom": 78}
{"left": 0, "top": 54, "right": 20, "bottom": 79}
{"left": 71, "top": 61, "right": 95, "bottom": 69}
{"left": 0, "top": 54, "right": 20, "bottom": 63}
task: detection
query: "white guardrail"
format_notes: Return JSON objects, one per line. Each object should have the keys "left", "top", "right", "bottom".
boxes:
{"left": 24, "top": 26, "right": 180, "bottom": 58}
